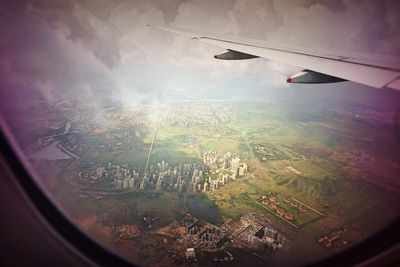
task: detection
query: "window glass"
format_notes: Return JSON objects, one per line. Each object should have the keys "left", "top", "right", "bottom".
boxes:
{"left": 1, "top": 1, "right": 399, "bottom": 267}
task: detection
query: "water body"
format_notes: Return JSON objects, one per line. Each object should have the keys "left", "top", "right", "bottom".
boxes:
{"left": 30, "top": 141, "right": 72, "bottom": 161}
{"left": 185, "top": 195, "right": 222, "bottom": 225}
{"left": 37, "top": 115, "right": 80, "bottom": 146}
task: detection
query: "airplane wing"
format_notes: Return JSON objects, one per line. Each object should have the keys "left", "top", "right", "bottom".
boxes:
{"left": 153, "top": 25, "right": 400, "bottom": 90}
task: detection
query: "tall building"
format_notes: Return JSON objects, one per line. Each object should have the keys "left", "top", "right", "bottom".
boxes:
{"left": 231, "top": 157, "right": 240, "bottom": 172}
{"left": 139, "top": 180, "right": 146, "bottom": 190}
{"left": 169, "top": 175, "right": 175, "bottom": 188}
{"left": 116, "top": 165, "right": 121, "bottom": 177}
{"left": 128, "top": 177, "right": 135, "bottom": 188}
{"left": 238, "top": 163, "right": 248, "bottom": 176}
{"left": 188, "top": 181, "right": 195, "bottom": 192}
{"left": 122, "top": 178, "right": 129, "bottom": 189}
{"left": 178, "top": 182, "right": 183, "bottom": 193}
{"left": 161, "top": 160, "right": 165, "bottom": 171}
{"left": 156, "top": 178, "right": 162, "bottom": 191}
{"left": 203, "top": 182, "right": 208, "bottom": 192}
{"left": 264, "top": 226, "right": 278, "bottom": 240}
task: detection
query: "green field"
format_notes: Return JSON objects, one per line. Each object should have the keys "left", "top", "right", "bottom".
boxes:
{"left": 55, "top": 100, "right": 400, "bottom": 266}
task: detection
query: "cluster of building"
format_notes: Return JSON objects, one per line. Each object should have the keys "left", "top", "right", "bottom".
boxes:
{"left": 96, "top": 142, "right": 133, "bottom": 152}
{"left": 62, "top": 133, "right": 89, "bottom": 156}
{"left": 159, "top": 102, "right": 231, "bottom": 128}
{"left": 77, "top": 148, "right": 248, "bottom": 193}
{"left": 254, "top": 144, "right": 275, "bottom": 161}
{"left": 77, "top": 163, "right": 139, "bottom": 187}
{"left": 104, "top": 102, "right": 232, "bottom": 130}
{"left": 318, "top": 227, "right": 348, "bottom": 248}
{"left": 105, "top": 109, "right": 149, "bottom": 125}
{"left": 77, "top": 160, "right": 204, "bottom": 192}
{"left": 201, "top": 150, "right": 247, "bottom": 191}
{"left": 185, "top": 246, "right": 234, "bottom": 263}
{"left": 86, "top": 160, "right": 204, "bottom": 193}
{"left": 260, "top": 194, "right": 298, "bottom": 221}
{"left": 259, "top": 192, "right": 312, "bottom": 223}
{"left": 182, "top": 214, "right": 227, "bottom": 252}
{"left": 234, "top": 213, "right": 289, "bottom": 254}
{"left": 141, "top": 161, "right": 205, "bottom": 193}
{"left": 77, "top": 159, "right": 204, "bottom": 192}
{"left": 95, "top": 130, "right": 142, "bottom": 152}
{"left": 125, "top": 151, "right": 246, "bottom": 193}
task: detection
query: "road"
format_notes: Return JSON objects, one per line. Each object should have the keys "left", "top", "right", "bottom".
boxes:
{"left": 134, "top": 116, "right": 161, "bottom": 190}
{"left": 144, "top": 117, "right": 161, "bottom": 171}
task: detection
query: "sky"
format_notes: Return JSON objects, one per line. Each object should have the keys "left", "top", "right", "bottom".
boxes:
{"left": 1, "top": 0, "right": 400, "bottom": 112}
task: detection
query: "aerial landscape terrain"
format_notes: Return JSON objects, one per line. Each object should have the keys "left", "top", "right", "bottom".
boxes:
{"left": 1, "top": 1, "right": 400, "bottom": 266}
{"left": 14, "top": 92, "right": 400, "bottom": 267}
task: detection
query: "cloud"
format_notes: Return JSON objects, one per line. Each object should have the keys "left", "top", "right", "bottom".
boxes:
{"left": 1, "top": 0, "right": 399, "bottom": 115}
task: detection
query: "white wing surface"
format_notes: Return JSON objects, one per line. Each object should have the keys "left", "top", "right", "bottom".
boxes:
{"left": 154, "top": 25, "right": 400, "bottom": 90}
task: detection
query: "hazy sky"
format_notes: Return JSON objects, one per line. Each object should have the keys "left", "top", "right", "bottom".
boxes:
{"left": 1, "top": 0, "right": 400, "bottom": 110}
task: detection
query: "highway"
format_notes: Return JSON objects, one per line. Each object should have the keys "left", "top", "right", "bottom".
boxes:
{"left": 145, "top": 117, "right": 160, "bottom": 172}
{"left": 134, "top": 116, "right": 161, "bottom": 190}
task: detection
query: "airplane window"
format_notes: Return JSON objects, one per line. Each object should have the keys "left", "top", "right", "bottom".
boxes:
{"left": 1, "top": 1, "right": 399, "bottom": 267}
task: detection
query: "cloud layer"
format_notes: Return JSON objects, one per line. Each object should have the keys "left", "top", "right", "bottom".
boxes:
{"left": 1, "top": 0, "right": 399, "bottom": 112}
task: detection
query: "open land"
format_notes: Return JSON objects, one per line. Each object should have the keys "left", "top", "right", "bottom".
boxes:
{"left": 26, "top": 99, "right": 400, "bottom": 267}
